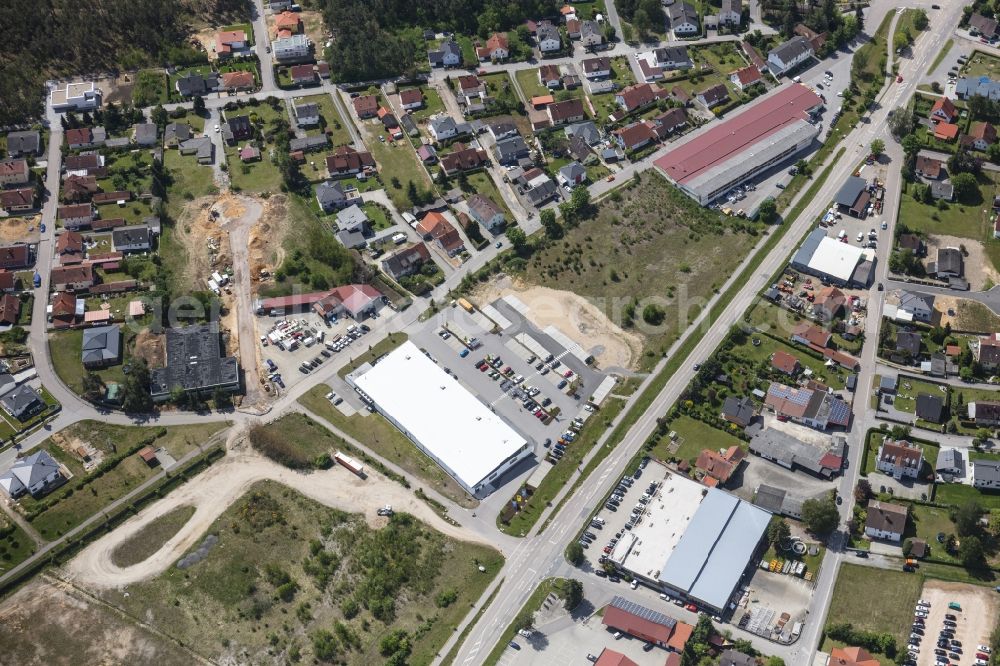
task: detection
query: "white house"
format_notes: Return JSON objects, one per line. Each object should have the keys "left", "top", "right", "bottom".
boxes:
{"left": 581, "top": 57, "right": 611, "bottom": 79}
{"left": 580, "top": 21, "right": 604, "bottom": 48}
{"left": 272, "top": 34, "right": 312, "bottom": 62}
{"left": 974, "top": 460, "right": 1000, "bottom": 489}
{"left": 767, "top": 36, "right": 814, "bottom": 76}
{"left": 537, "top": 25, "right": 562, "bottom": 53}
{"left": 429, "top": 115, "right": 459, "bottom": 142}
{"left": 898, "top": 291, "right": 935, "bottom": 323}
{"left": 875, "top": 439, "right": 923, "bottom": 480}
{"left": 50, "top": 81, "right": 102, "bottom": 111}
{"left": 720, "top": 0, "right": 742, "bottom": 25}
{"left": 668, "top": 2, "right": 700, "bottom": 36}
{"left": 294, "top": 102, "right": 321, "bottom": 127}
{"left": 864, "top": 500, "right": 907, "bottom": 543}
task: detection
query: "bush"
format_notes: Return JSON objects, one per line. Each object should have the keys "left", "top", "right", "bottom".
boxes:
{"left": 248, "top": 424, "right": 312, "bottom": 470}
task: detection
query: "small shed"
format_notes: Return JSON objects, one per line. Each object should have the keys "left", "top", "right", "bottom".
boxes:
{"left": 138, "top": 446, "right": 159, "bottom": 466}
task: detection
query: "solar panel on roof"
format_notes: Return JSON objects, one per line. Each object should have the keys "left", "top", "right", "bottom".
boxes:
{"left": 609, "top": 596, "right": 677, "bottom": 629}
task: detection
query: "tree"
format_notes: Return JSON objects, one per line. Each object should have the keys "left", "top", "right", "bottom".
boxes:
{"left": 642, "top": 303, "right": 665, "bottom": 326}
{"left": 913, "top": 9, "right": 928, "bottom": 30}
{"left": 767, "top": 517, "right": 791, "bottom": 546}
{"left": 988, "top": 142, "right": 1000, "bottom": 164}
{"left": 902, "top": 538, "right": 913, "bottom": 557}
{"left": 801, "top": 497, "right": 840, "bottom": 534}
{"left": 512, "top": 608, "right": 535, "bottom": 631}
{"left": 192, "top": 95, "right": 206, "bottom": 115}
{"left": 960, "top": 535, "right": 986, "bottom": 568}
{"left": 854, "top": 479, "right": 873, "bottom": 503}
{"left": 570, "top": 186, "right": 591, "bottom": 219}
{"left": 952, "top": 501, "right": 984, "bottom": 536}
{"left": 151, "top": 104, "right": 168, "bottom": 128}
{"left": 632, "top": 8, "right": 652, "bottom": 39}
{"left": 757, "top": 198, "right": 778, "bottom": 224}
{"left": 949, "top": 150, "right": 981, "bottom": 176}
{"left": 121, "top": 358, "right": 152, "bottom": 413}
{"left": 506, "top": 226, "right": 527, "bottom": 252}
{"left": 889, "top": 109, "right": 917, "bottom": 140}
{"left": 562, "top": 579, "right": 584, "bottom": 610}
{"left": 951, "top": 172, "right": 978, "bottom": 201}
{"left": 540, "top": 208, "right": 563, "bottom": 239}
{"left": 82, "top": 372, "right": 105, "bottom": 402}
{"left": 870, "top": 138, "right": 885, "bottom": 156}
{"left": 566, "top": 541, "right": 584, "bottom": 565}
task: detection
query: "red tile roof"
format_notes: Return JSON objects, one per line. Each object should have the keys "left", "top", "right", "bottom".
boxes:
{"left": 486, "top": 32, "right": 509, "bottom": 52}
{"left": 221, "top": 71, "right": 254, "bottom": 89}
{"left": 595, "top": 649, "right": 638, "bottom": 666}
{"left": 930, "top": 96, "right": 957, "bottom": 121}
{"left": 0, "top": 187, "right": 34, "bottom": 210}
{"left": 934, "top": 122, "right": 959, "bottom": 140}
{"left": 616, "top": 83, "right": 667, "bottom": 112}
{"left": 791, "top": 322, "right": 831, "bottom": 348}
{"left": 731, "top": 65, "right": 762, "bottom": 86}
{"left": 602, "top": 606, "right": 674, "bottom": 643}
{"left": 830, "top": 646, "right": 880, "bottom": 666}
{"left": 325, "top": 146, "right": 375, "bottom": 174}
{"left": 400, "top": 88, "right": 423, "bottom": 106}
{"left": 655, "top": 84, "right": 821, "bottom": 185}
{"left": 770, "top": 350, "right": 800, "bottom": 374}
{"left": 613, "top": 122, "right": 656, "bottom": 150}
{"left": 353, "top": 95, "right": 379, "bottom": 117}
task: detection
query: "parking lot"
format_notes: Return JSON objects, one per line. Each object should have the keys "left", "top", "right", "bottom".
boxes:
{"left": 914, "top": 582, "right": 997, "bottom": 666}
{"left": 257, "top": 310, "right": 374, "bottom": 393}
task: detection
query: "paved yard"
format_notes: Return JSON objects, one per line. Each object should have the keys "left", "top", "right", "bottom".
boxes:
{"left": 914, "top": 581, "right": 998, "bottom": 666}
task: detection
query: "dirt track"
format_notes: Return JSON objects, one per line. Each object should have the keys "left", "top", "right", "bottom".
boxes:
{"left": 65, "top": 444, "right": 491, "bottom": 589}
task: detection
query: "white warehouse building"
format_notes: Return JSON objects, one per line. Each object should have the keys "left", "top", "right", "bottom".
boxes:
{"left": 350, "top": 341, "right": 533, "bottom": 496}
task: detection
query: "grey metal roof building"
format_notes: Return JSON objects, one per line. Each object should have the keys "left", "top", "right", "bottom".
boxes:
{"left": 0, "top": 450, "right": 64, "bottom": 498}
{"left": 658, "top": 488, "right": 770, "bottom": 612}
{"left": 835, "top": 176, "right": 868, "bottom": 208}
{"left": 149, "top": 323, "right": 240, "bottom": 401}
{"left": 81, "top": 324, "right": 121, "bottom": 367}
{"left": 749, "top": 426, "right": 842, "bottom": 477}
{"left": 1, "top": 384, "right": 44, "bottom": 421}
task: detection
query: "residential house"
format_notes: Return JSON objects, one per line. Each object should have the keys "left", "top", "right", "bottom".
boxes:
{"left": 730, "top": 66, "right": 762, "bottom": 91}
{"left": 289, "top": 135, "right": 329, "bottom": 154}
{"left": 794, "top": 23, "right": 828, "bottom": 52}
{"left": 50, "top": 291, "right": 78, "bottom": 328}
{"left": 876, "top": 439, "right": 923, "bottom": 480}
{"left": 132, "top": 123, "right": 158, "bottom": 147}
{"left": 429, "top": 115, "right": 463, "bottom": 142}
{"left": 272, "top": 34, "right": 312, "bottom": 62}
{"left": 581, "top": 57, "right": 612, "bottom": 79}
{"left": 547, "top": 98, "right": 586, "bottom": 126}
{"left": 968, "top": 121, "right": 997, "bottom": 150}
{"left": 353, "top": 94, "right": 379, "bottom": 119}
{"left": 0, "top": 245, "right": 31, "bottom": 270}
{"left": 417, "top": 212, "right": 465, "bottom": 256}
{"left": 225, "top": 116, "right": 253, "bottom": 144}
{"left": 163, "top": 123, "right": 193, "bottom": 148}
{"left": 696, "top": 446, "right": 746, "bottom": 486}
{"left": 488, "top": 120, "right": 518, "bottom": 141}
{"left": 767, "top": 36, "right": 814, "bottom": 76}
{"left": 895, "top": 330, "right": 922, "bottom": 358}
{"left": 742, "top": 40, "right": 768, "bottom": 72}
{"left": 324, "top": 146, "right": 375, "bottom": 179}
{"left": 697, "top": 84, "right": 730, "bottom": 108}
{"left": 428, "top": 40, "right": 462, "bottom": 68}
{"left": 50, "top": 264, "right": 94, "bottom": 291}
{"left": 57, "top": 203, "right": 95, "bottom": 230}
{"left": 930, "top": 97, "right": 958, "bottom": 123}
{"left": 974, "top": 332, "right": 1000, "bottom": 369}
{"left": 614, "top": 83, "right": 668, "bottom": 114}
{"left": 458, "top": 74, "right": 486, "bottom": 97}
{"left": 536, "top": 24, "right": 562, "bottom": 53}
{"left": 0, "top": 188, "right": 35, "bottom": 213}
{"left": 864, "top": 500, "right": 908, "bottom": 542}
{"left": 667, "top": 2, "right": 699, "bottom": 35}
{"left": 720, "top": 0, "right": 742, "bottom": 25}
{"left": 0, "top": 159, "right": 29, "bottom": 186}
{"left": 55, "top": 230, "right": 85, "bottom": 265}
{"left": 612, "top": 122, "right": 656, "bottom": 152}
{"left": 439, "top": 143, "right": 488, "bottom": 176}
{"left": 82, "top": 324, "right": 122, "bottom": 368}
{"left": 274, "top": 10, "right": 303, "bottom": 36}
{"left": 175, "top": 72, "right": 220, "bottom": 97}
{"left": 915, "top": 155, "right": 943, "bottom": 179}
{"left": 970, "top": 12, "right": 999, "bottom": 38}
{"left": 898, "top": 291, "right": 935, "bottom": 323}
{"left": 580, "top": 20, "right": 604, "bottom": 48}
{"left": 968, "top": 401, "right": 1000, "bottom": 426}
{"left": 933, "top": 122, "right": 960, "bottom": 142}
{"left": 494, "top": 134, "right": 530, "bottom": 165}
{"left": 936, "top": 447, "right": 963, "bottom": 480}
{"left": 790, "top": 322, "right": 831, "bottom": 348}
{"left": 378, "top": 106, "right": 400, "bottom": 134}
{"left": 515, "top": 167, "right": 559, "bottom": 207}
{"left": 654, "top": 46, "right": 693, "bottom": 70}
{"left": 764, "top": 382, "right": 851, "bottom": 430}
{"left": 770, "top": 350, "right": 800, "bottom": 375}
{"left": 930, "top": 247, "right": 963, "bottom": 278}
{"left": 335, "top": 204, "right": 372, "bottom": 236}
{"left": 416, "top": 144, "right": 438, "bottom": 164}
{"left": 294, "top": 102, "right": 320, "bottom": 127}
{"left": 467, "top": 194, "right": 505, "bottom": 232}
{"left": 289, "top": 63, "right": 317, "bottom": 86}
{"left": 0, "top": 294, "right": 20, "bottom": 326}
{"left": 381, "top": 242, "right": 432, "bottom": 280}
{"left": 220, "top": 71, "right": 255, "bottom": 93}
{"left": 1, "top": 384, "right": 43, "bottom": 421}
{"left": 557, "top": 161, "right": 587, "bottom": 188}
{"left": 714, "top": 399, "right": 754, "bottom": 433}
{"left": 0, "top": 450, "right": 64, "bottom": 499}
{"left": 566, "top": 121, "right": 602, "bottom": 146}
{"left": 812, "top": 286, "right": 846, "bottom": 321}
{"left": 649, "top": 108, "right": 687, "bottom": 138}
{"left": 539, "top": 65, "right": 562, "bottom": 89}
{"left": 898, "top": 234, "right": 926, "bottom": 256}
{"left": 315, "top": 181, "right": 359, "bottom": 212}
{"left": 178, "top": 137, "right": 214, "bottom": 164}
{"left": 973, "top": 460, "right": 1000, "bottom": 490}
{"left": 915, "top": 393, "right": 945, "bottom": 423}
{"left": 480, "top": 33, "right": 510, "bottom": 61}
{"left": 5, "top": 131, "right": 41, "bottom": 157}
{"left": 566, "top": 18, "right": 582, "bottom": 39}
{"left": 112, "top": 224, "right": 154, "bottom": 253}
{"left": 49, "top": 81, "right": 101, "bottom": 111}
{"left": 399, "top": 88, "right": 424, "bottom": 111}
{"left": 215, "top": 30, "right": 248, "bottom": 59}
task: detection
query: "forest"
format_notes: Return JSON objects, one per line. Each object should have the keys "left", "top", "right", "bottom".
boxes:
{"left": 0, "top": 0, "right": 247, "bottom": 126}
{"left": 317, "top": 0, "right": 559, "bottom": 82}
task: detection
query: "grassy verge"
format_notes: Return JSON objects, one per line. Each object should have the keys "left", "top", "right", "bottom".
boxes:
{"left": 440, "top": 579, "right": 504, "bottom": 666}
{"left": 482, "top": 578, "right": 570, "bottom": 666}
{"left": 337, "top": 332, "right": 409, "bottom": 378}
{"left": 299, "top": 386, "right": 476, "bottom": 507}
{"left": 110, "top": 506, "right": 196, "bottom": 568}
{"left": 0, "top": 522, "right": 36, "bottom": 571}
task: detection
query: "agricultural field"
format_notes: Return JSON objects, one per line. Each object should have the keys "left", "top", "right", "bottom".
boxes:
{"left": 92, "top": 481, "right": 503, "bottom": 665}
{"left": 822, "top": 563, "right": 922, "bottom": 654}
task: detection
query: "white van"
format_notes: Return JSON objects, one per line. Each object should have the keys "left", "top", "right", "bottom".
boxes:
{"left": 392, "top": 232, "right": 407, "bottom": 245}
{"left": 838, "top": 229, "right": 847, "bottom": 239}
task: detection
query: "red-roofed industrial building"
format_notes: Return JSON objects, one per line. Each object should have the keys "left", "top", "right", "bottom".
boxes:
{"left": 601, "top": 596, "right": 693, "bottom": 652}
{"left": 654, "top": 83, "right": 822, "bottom": 204}
{"left": 594, "top": 649, "right": 638, "bottom": 666}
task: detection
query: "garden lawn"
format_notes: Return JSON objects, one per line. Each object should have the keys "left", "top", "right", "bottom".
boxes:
{"left": 163, "top": 149, "right": 217, "bottom": 218}
{"left": 908, "top": 503, "right": 958, "bottom": 563}
{"left": 935, "top": 482, "right": 1000, "bottom": 509}
{"left": 48, "top": 329, "right": 129, "bottom": 397}
{"left": 299, "top": 387, "right": 474, "bottom": 507}
{"left": 892, "top": 376, "right": 948, "bottom": 414}
{"left": 296, "top": 93, "right": 352, "bottom": 146}
{"left": 132, "top": 70, "right": 168, "bottom": 107}
{"left": 649, "top": 414, "right": 747, "bottom": 465}
{"left": 823, "top": 563, "right": 922, "bottom": 648}
{"left": 963, "top": 50, "right": 1000, "bottom": 80}
{"left": 515, "top": 68, "right": 553, "bottom": 101}
{"left": 226, "top": 147, "right": 282, "bottom": 193}
{"left": 0, "top": 521, "right": 36, "bottom": 568}
{"left": 401, "top": 85, "right": 445, "bottom": 121}
{"left": 365, "top": 125, "right": 435, "bottom": 211}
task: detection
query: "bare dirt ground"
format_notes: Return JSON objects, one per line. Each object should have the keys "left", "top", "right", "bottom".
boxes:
{"left": 172, "top": 196, "right": 231, "bottom": 290}
{"left": 65, "top": 435, "right": 491, "bottom": 589}
{"left": 247, "top": 194, "right": 290, "bottom": 283}
{"left": 471, "top": 274, "right": 644, "bottom": 371}
{"left": 0, "top": 215, "right": 40, "bottom": 244}
{"left": 191, "top": 27, "right": 220, "bottom": 61}
{"left": 132, "top": 330, "right": 165, "bottom": 368}
{"left": 266, "top": 9, "right": 328, "bottom": 46}
{"left": 915, "top": 581, "right": 997, "bottom": 666}
{"left": 0, "top": 577, "right": 195, "bottom": 666}
{"left": 98, "top": 74, "right": 132, "bottom": 106}
{"left": 925, "top": 235, "right": 1000, "bottom": 290}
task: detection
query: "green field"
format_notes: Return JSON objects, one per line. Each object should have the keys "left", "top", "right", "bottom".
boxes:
{"left": 364, "top": 121, "right": 435, "bottom": 212}
{"left": 299, "top": 386, "right": 474, "bottom": 507}
{"left": 935, "top": 482, "right": 1000, "bottom": 509}
{"left": 162, "top": 148, "right": 217, "bottom": 218}
{"left": 96, "top": 480, "right": 503, "bottom": 665}
{"left": 908, "top": 503, "right": 957, "bottom": 563}
{"left": 337, "top": 332, "right": 409, "bottom": 378}
{"left": 0, "top": 521, "right": 37, "bottom": 569}
{"left": 132, "top": 70, "right": 169, "bottom": 107}
{"left": 111, "top": 506, "right": 196, "bottom": 568}
{"left": 515, "top": 68, "right": 556, "bottom": 101}
{"left": 516, "top": 171, "right": 764, "bottom": 372}
{"left": 649, "top": 414, "right": 747, "bottom": 465}
{"left": 824, "top": 563, "right": 922, "bottom": 648}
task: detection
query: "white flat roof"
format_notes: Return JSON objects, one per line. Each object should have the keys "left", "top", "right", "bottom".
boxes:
{"left": 354, "top": 341, "right": 528, "bottom": 490}
{"left": 807, "top": 237, "right": 864, "bottom": 282}
{"left": 610, "top": 467, "right": 706, "bottom": 579}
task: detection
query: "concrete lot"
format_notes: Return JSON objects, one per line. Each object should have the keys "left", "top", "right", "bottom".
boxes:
{"left": 728, "top": 455, "right": 835, "bottom": 504}
{"left": 581, "top": 460, "right": 660, "bottom": 568}
{"left": 498, "top": 613, "right": 670, "bottom": 666}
